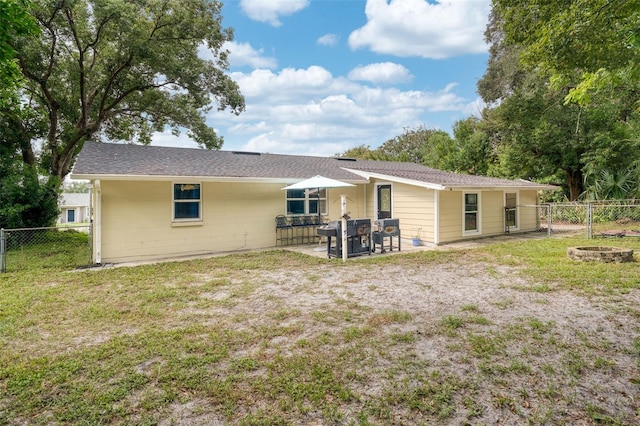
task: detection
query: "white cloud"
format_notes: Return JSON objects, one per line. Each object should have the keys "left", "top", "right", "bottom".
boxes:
{"left": 240, "top": 0, "right": 310, "bottom": 27}
{"left": 242, "top": 133, "right": 346, "bottom": 156}
{"left": 228, "top": 66, "right": 344, "bottom": 100}
{"left": 203, "top": 65, "right": 471, "bottom": 156}
{"left": 348, "top": 0, "right": 490, "bottom": 59}
{"left": 224, "top": 41, "right": 277, "bottom": 69}
{"left": 151, "top": 130, "right": 199, "bottom": 149}
{"left": 317, "top": 33, "right": 339, "bottom": 46}
{"left": 462, "top": 97, "right": 487, "bottom": 117}
{"left": 348, "top": 62, "right": 413, "bottom": 84}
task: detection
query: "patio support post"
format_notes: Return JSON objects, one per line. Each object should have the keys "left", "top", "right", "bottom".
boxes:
{"left": 1, "top": 228, "right": 6, "bottom": 273}
{"left": 341, "top": 194, "right": 348, "bottom": 263}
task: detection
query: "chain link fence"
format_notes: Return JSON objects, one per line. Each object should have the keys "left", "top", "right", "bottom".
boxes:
{"left": 0, "top": 224, "right": 92, "bottom": 273}
{"left": 588, "top": 201, "right": 640, "bottom": 239}
{"left": 520, "top": 201, "right": 640, "bottom": 239}
{"left": 519, "top": 204, "right": 588, "bottom": 237}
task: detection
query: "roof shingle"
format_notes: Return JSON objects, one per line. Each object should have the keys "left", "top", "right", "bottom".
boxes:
{"left": 71, "top": 141, "right": 556, "bottom": 190}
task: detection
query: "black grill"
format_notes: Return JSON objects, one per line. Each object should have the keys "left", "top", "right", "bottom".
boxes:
{"left": 317, "top": 219, "right": 371, "bottom": 258}
{"left": 372, "top": 218, "right": 401, "bottom": 253}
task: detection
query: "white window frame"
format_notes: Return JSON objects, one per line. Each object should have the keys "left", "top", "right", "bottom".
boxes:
{"left": 504, "top": 191, "right": 519, "bottom": 231}
{"left": 462, "top": 192, "right": 481, "bottom": 236}
{"left": 172, "top": 183, "right": 202, "bottom": 222}
{"left": 285, "top": 188, "right": 327, "bottom": 216}
{"left": 67, "top": 208, "right": 76, "bottom": 223}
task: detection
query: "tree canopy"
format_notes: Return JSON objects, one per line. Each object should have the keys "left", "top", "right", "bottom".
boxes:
{"left": 465, "top": 1, "right": 640, "bottom": 200}
{"left": 0, "top": 0, "right": 37, "bottom": 106}
{"left": 338, "top": 126, "right": 457, "bottom": 171}
{"left": 7, "top": 0, "right": 244, "bottom": 182}
{"left": 493, "top": 0, "right": 640, "bottom": 107}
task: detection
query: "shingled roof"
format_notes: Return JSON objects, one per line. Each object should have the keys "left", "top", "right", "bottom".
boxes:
{"left": 71, "top": 141, "right": 556, "bottom": 190}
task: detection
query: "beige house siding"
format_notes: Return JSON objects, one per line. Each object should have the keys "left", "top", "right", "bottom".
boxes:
{"left": 438, "top": 190, "right": 463, "bottom": 243}
{"left": 365, "top": 179, "right": 435, "bottom": 243}
{"left": 96, "top": 180, "right": 364, "bottom": 263}
{"left": 516, "top": 190, "right": 539, "bottom": 232}
{"left": 99, "top": 180, "right": 279, "bottom": 263}
{"left": 438, "top": 189, "right": 541, "bottom": 244}
{"left": 326, "top": 185, "right": 364, "bottom": 221}
{"left": 93, "top": 177, "right": 542, "bottom": 263}
{"left": 481, "top": 191, "right": 505, "bottom": 236}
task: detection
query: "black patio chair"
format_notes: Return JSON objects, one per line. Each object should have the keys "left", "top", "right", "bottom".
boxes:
{"left": 275, "top": 215, "right": 292, "bottom": 246}
{"left": 291, "top": 215, "right": 307, "bottom": 244}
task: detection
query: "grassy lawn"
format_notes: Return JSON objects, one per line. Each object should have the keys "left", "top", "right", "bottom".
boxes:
{"left": 1, "top": 237, "right": 639, "bottom": 424}
{"left": 3, "top": 229, "right": 91, "bottom": 272}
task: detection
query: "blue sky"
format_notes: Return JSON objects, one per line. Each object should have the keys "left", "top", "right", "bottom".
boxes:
{"left": 154, "top": 0, "right": 492, "bottom": 157}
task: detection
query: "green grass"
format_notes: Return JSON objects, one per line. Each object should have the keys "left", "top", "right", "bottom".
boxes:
{"left": 1, "top": 236, "right": 639, "bottom": 424}
{"left": 475, "top": 236, "right": 640, "bottom": 295}
{"left": 3, "top": 229, "right": 91, "bottom": 272}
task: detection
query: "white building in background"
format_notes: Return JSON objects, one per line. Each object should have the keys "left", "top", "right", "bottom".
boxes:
{"left": 58, "top": 193, "right": 90, "bottom": 224}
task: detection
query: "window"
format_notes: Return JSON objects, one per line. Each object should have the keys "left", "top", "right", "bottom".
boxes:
{"left": 173, "top": 183, "right": 201, "bottom": 220}
{"left": 464, "top": 193, "right": 479, "bottom": 234}
{"left": 67, "top": 209, "right": 76, "bottom": 223}
{"left": 505, "top": 192, "right": 517, "bottom": 229}
{"left": 286, "top": 188, "right": 326, "bottom": 215}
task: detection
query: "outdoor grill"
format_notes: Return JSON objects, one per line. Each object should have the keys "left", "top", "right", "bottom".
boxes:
{"left": 372, "top": 218, "right": 401, "bottom": 253}
{"left": 317, "top": 218, "right": 371, "bottom": 258}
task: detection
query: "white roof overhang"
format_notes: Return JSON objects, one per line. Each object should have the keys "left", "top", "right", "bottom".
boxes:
{"left": 341, "top": 168, "right": 445, "bottom": 190}
{"left": 70, "top": 173, "right": 365, "bottom": 185}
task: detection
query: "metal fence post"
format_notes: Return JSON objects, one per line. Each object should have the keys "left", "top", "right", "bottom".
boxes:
{"left": 547, "top": 204, "right": 552, "bottom": 237}
{"left": 586, "top": 202, "right": 592, "bottom": 239}
{"left": 1, "top": 228, "right": 6, "bottom": 273}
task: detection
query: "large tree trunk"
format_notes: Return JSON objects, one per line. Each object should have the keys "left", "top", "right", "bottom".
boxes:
{"left": 566, "top": 169, "right": 584, "bottom": 201}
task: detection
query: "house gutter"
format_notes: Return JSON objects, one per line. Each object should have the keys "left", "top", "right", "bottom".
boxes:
{"left": 71, "top": 173, "right": 366, "bottom": 185}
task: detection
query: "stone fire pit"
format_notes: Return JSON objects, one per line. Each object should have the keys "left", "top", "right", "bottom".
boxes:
{"left": 567, "top": 246, "right": 634, "bottom": 263}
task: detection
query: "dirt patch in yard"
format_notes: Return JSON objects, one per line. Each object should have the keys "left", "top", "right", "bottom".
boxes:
{"left": 4, "top": 246, "right": 639, "bottom": 425}
{"left": 168, "top": 256, "right": 640, "bottom": 425}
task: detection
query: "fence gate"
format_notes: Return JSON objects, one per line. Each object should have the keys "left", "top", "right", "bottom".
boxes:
{"left": 0, "top": 224, "right": 92, "bottom": 273}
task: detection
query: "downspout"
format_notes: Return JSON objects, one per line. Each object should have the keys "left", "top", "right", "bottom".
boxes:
{"left": 434, "top": 190, "right": 440, "bottom": 245}
{"left": 94, "top": 179, "right": 102, "bottom": 264}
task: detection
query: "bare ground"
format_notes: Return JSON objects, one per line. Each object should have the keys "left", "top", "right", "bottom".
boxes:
{"left": 164, "top": 252, "right": 640, "bottom": 425}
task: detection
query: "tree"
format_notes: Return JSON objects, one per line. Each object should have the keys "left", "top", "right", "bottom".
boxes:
{"left": 338, "top": 127, "right": 457, "bottom": 171}
{"left": 8, "top": 0, "right": 244, "bottom": 183}
{"left": 338, "top": 144, "right": 382, "bottom": 160}
{"left": 480, "top": 76, "right": 640, "bottom": 200}
{"left": 451, "top": 117, "right": 493, "bottom": 176}
{"left": 493, "top": 0, "right": 640, "bottom": 107}
{"left": 63, "top": 180, "right": 90, "bottom": 193}
{"left": 376, "top": 127, "right": 426, "bottom": 163}
{"left": 583, "top": 164, "right": 640, "bottom": 200}
{"left": 474, "top": 2, "right": 640, "bottom": 200}
{"left": 476, "top": 7, "right": 525, "bottom": 104}
{"left": 0, "top": 0, "right": 38, "bottom": 107}
{"left": 1, "top": 121, "right": 58, "bottom": 229}
{"left": 373, "top": 126, "right": 455, "bottom": 167}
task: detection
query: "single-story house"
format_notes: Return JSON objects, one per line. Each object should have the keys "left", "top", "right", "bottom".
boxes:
{"left": 71, "top": 141, "right": 557, "bottom": 264}
{"left": 58, "top": 193, "right": 90, "bottom": 224}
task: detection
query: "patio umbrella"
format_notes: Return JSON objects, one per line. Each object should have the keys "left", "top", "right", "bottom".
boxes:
{"left": 282, "top": 175, "right": 355, "bottom": 262}
{"left": 281, "top": 175, "right": 355, "bottom": 191}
